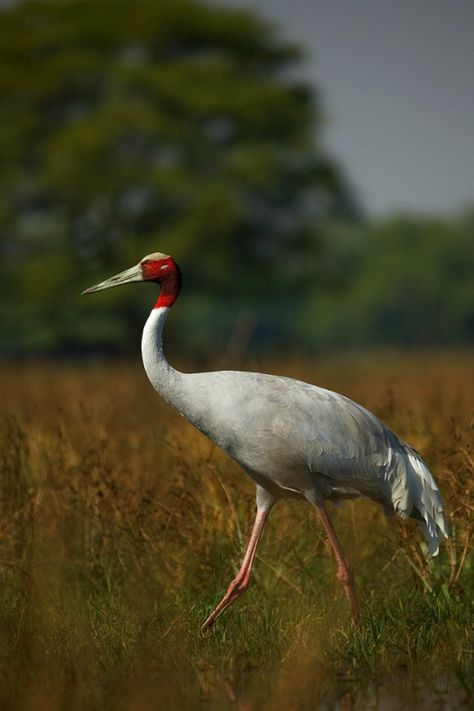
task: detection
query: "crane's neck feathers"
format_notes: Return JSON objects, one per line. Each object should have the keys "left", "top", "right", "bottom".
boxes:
{"left": 154, "top": 271, "right": 181, "bottom": 308}
{"left": 141, "top": 258, "right": 183, "bottom": 406}
{"left": 141, "top": 306, "right": 186, "bottom": 410}
{"left": 152, "top": 258, "right": 182, "bottom": 309}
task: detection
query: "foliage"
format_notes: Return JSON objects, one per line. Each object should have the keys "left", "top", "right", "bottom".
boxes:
{"left": 0, "top": 1, "right": 471, "bottom": 357}
{"left": 0, "top": 357, "right": 473, "bottom": 708}
{"left": 300, "top": 211, "right": 474, "bottom": 350}
{"left": 0, "top": 0, "right": 354, "bottom": 356}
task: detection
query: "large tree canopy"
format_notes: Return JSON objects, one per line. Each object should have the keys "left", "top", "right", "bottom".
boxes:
{"left": 0, "top": 0, "right": 356, "bottom": 356}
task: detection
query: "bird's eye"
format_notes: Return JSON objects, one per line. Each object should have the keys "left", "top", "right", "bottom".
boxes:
{"left": 142, "top": 259, "right": 151, "bottom": 266}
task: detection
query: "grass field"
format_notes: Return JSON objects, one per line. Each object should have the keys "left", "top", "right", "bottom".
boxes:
{"left": 0, "top": 354, "right": 472, "bottom": 710}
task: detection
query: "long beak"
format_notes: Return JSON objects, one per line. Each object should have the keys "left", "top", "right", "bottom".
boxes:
{"left": 82, "top": 264, "right": 143, "bottom": 295}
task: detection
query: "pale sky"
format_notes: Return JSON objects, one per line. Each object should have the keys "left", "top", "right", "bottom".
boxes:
{"left": 213, "top": 0, "right": 474, "bottom": 215}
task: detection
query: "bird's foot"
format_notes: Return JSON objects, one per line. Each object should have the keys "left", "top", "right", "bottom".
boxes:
{"left": 200, "top": 577, "right": 249, "bottom": 633}
{"left": 200, "top": 614, "right": 216, "bottom": 635}
{"left": 336, "top": 564, "right": 360, "bottom": 625}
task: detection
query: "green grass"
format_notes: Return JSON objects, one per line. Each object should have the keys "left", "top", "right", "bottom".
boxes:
{"left": 0, "top": 356, "right": 472, "bottom": 709}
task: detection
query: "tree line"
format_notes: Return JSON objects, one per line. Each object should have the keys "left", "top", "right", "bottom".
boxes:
{"left": 0, "top": 0, "right": 472, "bottom": 357}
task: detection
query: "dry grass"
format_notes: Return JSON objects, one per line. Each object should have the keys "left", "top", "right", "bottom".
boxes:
{"left": 0, "top": 353, "right": 473, "bottom": 710}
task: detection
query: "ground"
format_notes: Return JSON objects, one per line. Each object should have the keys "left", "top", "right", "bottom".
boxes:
{"left": 0, "top": 353, "right": 472, "bottom": 709}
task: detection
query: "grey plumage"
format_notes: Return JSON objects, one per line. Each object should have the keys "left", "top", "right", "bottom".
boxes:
{"left": 143, "top": 309, "right": 448, "bottom": 557}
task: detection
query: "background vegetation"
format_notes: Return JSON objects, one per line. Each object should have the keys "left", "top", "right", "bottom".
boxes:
{"left": 1, "top": 0, "right": 472, "bottom": 358}
{"left": 0, "top": 0, "right": 355, "bottom": 357}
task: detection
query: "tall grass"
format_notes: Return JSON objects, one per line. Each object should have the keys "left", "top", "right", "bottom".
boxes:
{"left": 0, "top": 354, "right": 472, "bottom": 709}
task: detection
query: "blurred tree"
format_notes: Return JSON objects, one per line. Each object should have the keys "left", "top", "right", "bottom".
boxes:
{"left": 0, "top": 0, "right": 356, "bottom": 356}
{"left": 300, "top": 212, "right": 474, "bottom": 349}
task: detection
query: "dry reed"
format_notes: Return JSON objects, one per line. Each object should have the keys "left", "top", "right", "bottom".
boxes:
{"left": 0, "top": 353, "right": 472, "bottom": 709}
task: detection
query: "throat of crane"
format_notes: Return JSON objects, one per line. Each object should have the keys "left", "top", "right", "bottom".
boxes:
{"left": 154, "top": 271, "right": 182, "bottom": 309}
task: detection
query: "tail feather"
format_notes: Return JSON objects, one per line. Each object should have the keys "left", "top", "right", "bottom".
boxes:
{"left": 388, "top": 441, "right": 448, "bottom": 556}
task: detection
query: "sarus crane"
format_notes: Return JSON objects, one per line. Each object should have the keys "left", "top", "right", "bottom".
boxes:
{"left": 83, "top": 252, "right": 448, "bottom": 630}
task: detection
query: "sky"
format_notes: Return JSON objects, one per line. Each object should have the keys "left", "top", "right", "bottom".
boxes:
{"left": 214, "top": 0, "right": 474, "bottom": 215}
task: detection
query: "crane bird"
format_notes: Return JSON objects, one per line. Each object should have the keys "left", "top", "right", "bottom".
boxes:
{"left": 83, "top": 252, "right": 448, "bottom": 630}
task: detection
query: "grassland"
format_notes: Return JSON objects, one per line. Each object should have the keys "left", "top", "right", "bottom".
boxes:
{"left": 0, "top": 353, "right": 472, "bottom": 710}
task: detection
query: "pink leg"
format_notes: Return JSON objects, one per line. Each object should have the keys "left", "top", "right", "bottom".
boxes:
{"left": 314, "top": 502, "right": 360, "bottom": 625}
{"left": 201, "top": 509, "right": 268, "bottom": 633}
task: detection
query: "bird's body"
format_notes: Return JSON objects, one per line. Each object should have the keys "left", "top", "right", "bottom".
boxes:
{"left": 143, "top": 306, "right": 446, "bottom": 555}
{"left": 84, "top": 252, "right": 448, "bottom": 629}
